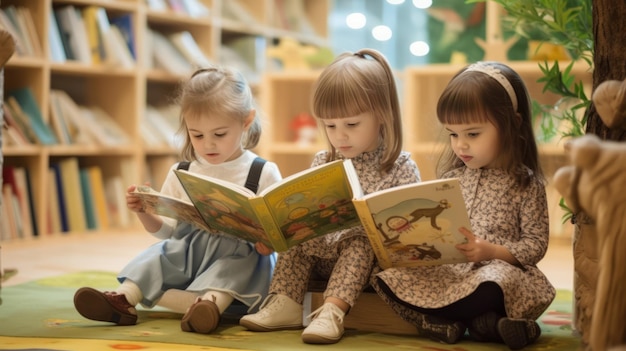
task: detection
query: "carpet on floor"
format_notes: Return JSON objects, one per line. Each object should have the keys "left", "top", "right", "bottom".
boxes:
{"left": 0, "top": 271, "right": 581, "bottom": 351}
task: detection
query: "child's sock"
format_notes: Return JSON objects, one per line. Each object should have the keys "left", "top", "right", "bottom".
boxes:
{"left": 116, "top": 280, "right": 143, "bottom": 306}
{"left": 158, "top": 289, "right": 200, "bottom": 314}
{"left": 202, "top": 290, "right": 234, "bottom": 313}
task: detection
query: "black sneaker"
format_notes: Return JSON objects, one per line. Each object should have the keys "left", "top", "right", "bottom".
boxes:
{"left": 497, "top": 318, "right": 541, "bottom": 350}
{"left": 468, "top": 311, "right": 503, "bottom": 342}
{"left": 418, "top": 315, "right": 466, "bottom": 344}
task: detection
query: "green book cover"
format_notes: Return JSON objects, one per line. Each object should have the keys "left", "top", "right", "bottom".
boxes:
{"left": 7, "top": 87, "right": 58, "bottom": 145}
{"left": 79, "top": 168, "right": 97, "bottom": 230}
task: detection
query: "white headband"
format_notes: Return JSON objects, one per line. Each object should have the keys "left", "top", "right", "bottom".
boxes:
{"left": 464, "top": 62, "right": 518, "bottom": 111}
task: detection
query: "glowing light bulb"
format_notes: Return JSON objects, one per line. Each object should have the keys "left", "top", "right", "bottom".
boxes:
{"left": 412, "top": 0, "right": 432, "bottom": 9}
{"left": 409, "top": 41, "right": 430, "bottom": 56}
{"left": 372, "top": 25, "right": 392, "bottom": 41}
{"left": 346, "top": 13, "right": 366, "bottom": 29}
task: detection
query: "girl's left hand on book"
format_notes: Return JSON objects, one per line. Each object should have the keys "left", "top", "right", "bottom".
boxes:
{"left": 455, "top": 227, "right": 496, "bottom": 262}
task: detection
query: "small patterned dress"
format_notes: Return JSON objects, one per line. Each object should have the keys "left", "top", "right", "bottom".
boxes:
{"left": 269, "top": 146, "right": 421, "bottom": 307}
{"left": 374, "top": 166, "right": 556, "bottom": 321}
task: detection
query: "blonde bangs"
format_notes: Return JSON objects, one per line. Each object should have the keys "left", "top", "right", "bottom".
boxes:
{"left": 181, "top": 100, "right": 209, "bottom": 121}
{"left": 313, "top": 63, "right": 373, "bottom": 119}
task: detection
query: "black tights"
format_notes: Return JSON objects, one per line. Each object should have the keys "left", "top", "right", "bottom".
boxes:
{"left": 377, "top": 278, "right": 506, "bottom": 325}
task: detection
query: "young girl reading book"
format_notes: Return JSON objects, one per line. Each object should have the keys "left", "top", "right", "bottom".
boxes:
{"left": 372, "top": 61, "right": 556, "bottom": 350}
{"left": 73, "top": 66, "right": 282, "bottom": 334}
{"left": 239, "top": 48, "right": 421, "bottom": 344}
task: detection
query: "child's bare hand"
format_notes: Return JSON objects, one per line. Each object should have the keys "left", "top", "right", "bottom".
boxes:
{"left": 126, "top": 184, "right": 144, "bottom": 213}
{"left": 455, "top": 227, "right": 496, "bottom": 262}
{"left": 255, "top": 242, "right": 274, "bottom": 256}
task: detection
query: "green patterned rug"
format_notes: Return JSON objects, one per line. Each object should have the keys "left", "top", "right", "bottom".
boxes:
{"left": 0, "top": 271, "right": 581, "bottom": 351}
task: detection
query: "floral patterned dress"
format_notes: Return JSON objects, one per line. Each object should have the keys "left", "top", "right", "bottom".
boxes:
{"left": 374, "top": 166, "right": 556, "bottom": 320}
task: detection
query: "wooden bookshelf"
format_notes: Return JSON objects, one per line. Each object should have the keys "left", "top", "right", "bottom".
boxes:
{"left": 0, "top": 0, "right": 329, "bottom": 240}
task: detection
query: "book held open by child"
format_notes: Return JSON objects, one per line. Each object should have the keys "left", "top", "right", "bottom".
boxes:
{"left": 133, "top": 160, "right": 470, "bottom": 267}
{"left": 134, "top": 160, "right": 363, "bottom": 252}
{"left": 353, "top": 177, "right": 470, "bottom": 269}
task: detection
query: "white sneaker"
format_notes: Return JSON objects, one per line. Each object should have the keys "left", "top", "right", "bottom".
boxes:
{"left": 301, "top": 303, "right": 345, "bottom": 344}
{"left": 239, "top": 294, "right": 303, "bottom": 331}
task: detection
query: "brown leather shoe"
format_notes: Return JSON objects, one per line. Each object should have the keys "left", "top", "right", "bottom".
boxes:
{"left": 181, "top": 297, "right": 220, "bottom": 334}
{"left": 74, "top": 287, "right": 137, "bottom": 325}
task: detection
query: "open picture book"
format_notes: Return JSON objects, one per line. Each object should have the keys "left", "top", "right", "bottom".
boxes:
{"left": 133, "top": 159, "right": 471, "bottom": 267}
{"left": 133, "top": 160, "right": 363, "bottom": 252}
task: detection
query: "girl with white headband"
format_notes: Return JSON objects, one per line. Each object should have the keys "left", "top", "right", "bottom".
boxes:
{"left": 371, "top": 61, "right": 555, "bottom": 350}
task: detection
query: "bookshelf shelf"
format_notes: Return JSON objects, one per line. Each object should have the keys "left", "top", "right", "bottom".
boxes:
{"left": 6, "top": 57, "right": 45, "bottom": 67}
{"left": 47, "top": 146, "right": 137, "bottom": 156}
{"left": 1, "top": 0, "right": 330, "bottom": 241}
{"left": 2, "top": 146, "right": 43, "bottom": 157}
{"left": 146, "top": 11, "right": 212, "bottom": 25}
{"left": 49, "top": 63, "right": 136, "bottom": 76}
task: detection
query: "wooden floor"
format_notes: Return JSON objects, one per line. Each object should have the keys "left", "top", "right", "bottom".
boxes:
{"left": 1, "top": 230, "right": 574, "bottom": 290}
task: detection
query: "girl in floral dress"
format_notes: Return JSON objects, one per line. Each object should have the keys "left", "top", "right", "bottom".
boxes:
{"left": 239, "top": 48, "right": 421, "bottom": 344}
{"left": 372, "top": 61, "right": 556, "bottom": 350}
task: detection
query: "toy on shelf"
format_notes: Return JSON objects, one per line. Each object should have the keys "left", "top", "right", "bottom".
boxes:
{"left": 267, "top": 38, "right": 317, "bottom": 71}
{"left": 289, "top": 112, "right": 318, "bottom": 146}
{"left": 527, "top": 41, "right": 571, "bottom": 61}
{"left": 305, "top": 46, "right": 334, "bottom": 69}
{"left": 474, "top": 1, "right": 518, "bottom": 61}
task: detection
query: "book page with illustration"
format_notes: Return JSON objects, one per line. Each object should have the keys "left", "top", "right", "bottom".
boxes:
{"left": 170, "top": 172, "right": 275, "bottom": 248}
{"left": 174, "top": 160, "right": 363, "bottom": 252}
{"left": 354, "top": 178, "right": 470, "bottom": 269}
{"left": 253, "top": 159, "right": 363, "bottom": 251}
{"left": 133, "top": 185, "right": 211, "bottom": 232}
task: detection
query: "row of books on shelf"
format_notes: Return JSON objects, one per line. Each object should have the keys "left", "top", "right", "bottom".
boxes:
{"left": 1, "top": 160, "right": 130, "bottom": 241}
{"left": 152, "top": 0, "right": 321, "bottom": 39}
{"left": 222, "top": 0, "right": 319, "bottom": 38}
{"left": 53, "top": 4, "right": 215, "bottom": 73}
{"left": 0, "top": 4, "right": 214, "bottom": 75}
{"left": 50, "top": 5, "right": 136, "bottom": 66}
{"left": 2, "top": 87, "right": 130, "bottom": 147}
{"left": 0, "top": 4, "right": 134, "bottom": 66}
{"left": 145, "top": 28, "right": 212, "bottom": 76}
{"left": 0, "top": 5, "right": 42, "bottom": 58}
{"left": 146, "top": 30, "right": 258, "bottom": 83}
{"left": 1, "top": 166, "right": 37, "bottom": 241}
{"left": 1, "top": 86, "right": 183, "bottom": 149}
{"left": 142, "top": 104, "right": 181, "bottom": 148}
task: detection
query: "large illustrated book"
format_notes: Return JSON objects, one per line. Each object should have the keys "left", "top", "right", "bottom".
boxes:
{"left": 353, "top": 178, "right": 470, "bottom": 269}
{"left": 134, "top": 160, "right": 472, "bottom": 266}
{"left": 133, "top": 160, "right": 363, "bottom": 252}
